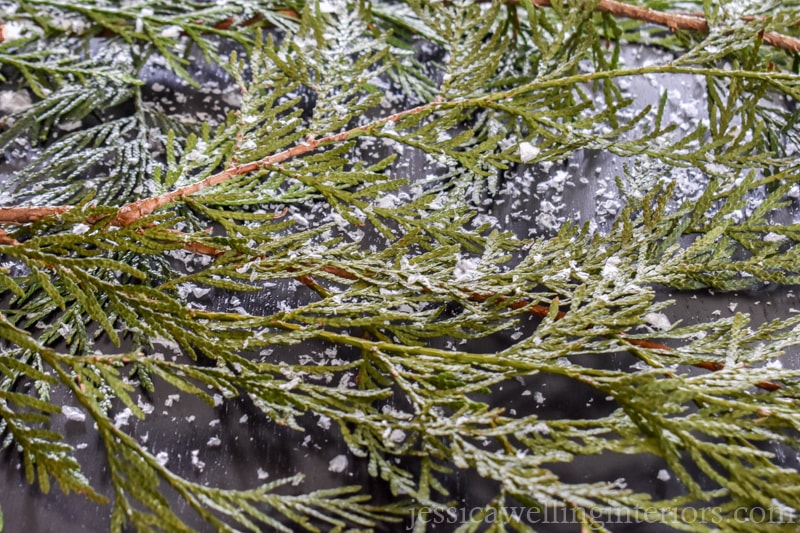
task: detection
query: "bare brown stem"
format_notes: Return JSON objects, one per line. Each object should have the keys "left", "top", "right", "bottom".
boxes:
{"left": 0, "top": 228, "right": 18, "bottom": 245}
{"left": 526, "top": 0, "right": 800, "bottom": 53}
{"left": 0, "top": 206, "right": 71, "bottom": 224}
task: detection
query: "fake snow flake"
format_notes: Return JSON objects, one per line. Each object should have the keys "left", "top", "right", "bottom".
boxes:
{"left": 602, "top": 255, "right": 622, "bottom": 280}
{"left": 316, "top": 414, "right": 332, "bottom": 430}
{"left": 114, "top": 408, "right": 133, "bottom": 428}
{"left": 184, "top": 140, "right": 209, "bottom": 162}
{"left": 770, "top": 499, "right": 797, "bottom": 520}
{"left": 191, "top": 450, "right": 205, "bottom": 471}
{"left": 257, "top": 468, "right": 269, "bottom": 480}
{"left": 388, "top": 429, "right": 406, "bottom": 444}
{"left": 155, "top": 451, "right": 169, "bottom": 466}
{"left": 531, "top": 422, "right": 550, "bottom": 435}
{"left": 644, "top": 312, "right": 671, "bottom": 331}
{"left": 206, "top": 436, "right": 222, "bottom": 447}
{"left": 137, "top": 397, "right": 154, "bottom": 415}
{"left": 766, "top": 359, "right": 783, "bottom": 370}
{"left": 58, "top": 120, "right": 82, "bottom": 132}
{"left": 164, "top": 394, "right": 180, "bottom": 407}
{"left": 0, "top": 21, "right": 24, "bottom": 42}
{"left": 0, "top": 89, "right": 32, "bottom": 113}
{"left": 657, "top": 469, "right": 671, "bottom": 482}
{"left": 764, "top": 232, "right": 786, "bottom": 243}
{"left": 62, "top": 405, "right": 86, "bottom": 422}
{"left": 453, "top": 256, "right": 480, "bottom": 281}
{"left": 328, "top": 454, "right": 348, "bottom": 473}
{"left": 159, "top": 25, "right": 182, "bottom": 39}
{"left": 518, "top": 141, "right": 540, "bottom": 163}
{"left": 380, "top": 120, "right": 396, "bottom": 134}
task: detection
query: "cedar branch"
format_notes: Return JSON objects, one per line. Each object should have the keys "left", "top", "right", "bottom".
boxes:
{"left": 158, "top": 231, "right": 784, "bottom": 394}
{"left": 0, "top": 101, "right": 441, "bottom": 229}
{"left": 0, "top": 0, "right": 790, "bottom": 392}
{"left": 1, "top": 0, "right": 799, "bottom": 226}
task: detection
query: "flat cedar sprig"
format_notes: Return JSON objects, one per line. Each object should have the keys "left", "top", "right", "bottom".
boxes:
{"left": 1, "top": 64, "right": 799, "bottom": 229}
{"left": 3, "top": 0, "right": 800, "bottom": 52}
{"left": 2, "top": 1, "right": 800, "bottom": 532}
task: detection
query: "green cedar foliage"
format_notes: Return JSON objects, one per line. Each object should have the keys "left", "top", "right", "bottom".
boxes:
{"left": 1, "top": 0, "right": 800, "bottom": 531}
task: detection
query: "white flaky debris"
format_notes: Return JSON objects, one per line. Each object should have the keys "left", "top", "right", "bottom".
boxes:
{"left": 531, "top": 422, "right": 550, "bottom": 434}
{"left": 114, "top": 408, "right": 133, "bottom": 428}
{"left": 1, "top": 21, "right": 24, "bottom": 42}
{"left": 602, "top": 255, "right": 622, "bottom": 280}
{"left": 657, "top": 469, "right": 671, "bottom": 482}
{"left": 62, "top": 405, "right": 86, "bottom": 422}
{"left": 191, "top": 449, "right": 205, "bottom": 471}
{"left": 0, "top": 89, "right": 32, "bottom": 113}
{"left": 644, "top": 312, "right": 671, "bottom": 331}
{"left": 328, "top": 454, "right": 348, "bottom": 473}
{"left": 159, "top": 25, "right": 182, "bottom": 39}
{"left": 453, "top": 256, "right": 480, "bottom": 281}
{"left": 518, "top": 141, "right": 540, "bottom": 163}
{"left": 155, "top": 451, "right": 169, "bottom": 466}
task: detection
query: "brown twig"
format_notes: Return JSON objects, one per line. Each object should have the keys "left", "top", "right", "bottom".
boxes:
{"left": 524, "top": 0, "right": 800, "bottom": 53}
{"left": 0, "top": 206, "right": 71, "bottom": 224}
{"left": 0, "top": 228, "right": 18, "bottom": 245}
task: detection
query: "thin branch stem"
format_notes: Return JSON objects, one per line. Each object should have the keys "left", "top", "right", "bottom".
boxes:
{"left": 525, "top": 0, "right": 800, "bottom": 53}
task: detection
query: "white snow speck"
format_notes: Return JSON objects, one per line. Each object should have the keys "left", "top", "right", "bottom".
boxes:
{"left": 388, "top": 429, "right": 406, "bottom": 444}
{"left": 518, "top": 141, "right": 540, "bottom": 163}
{"left": 602, "top": 256, "right": 622, "bottom": 279}
{"left": 114, "top": 408, "right": 133, "bottom": 428}
{"left": 159, "top": 25, "right": 182, "bottom": 39}
{"left": 531, "top": 422, "right": 550, "bottom": 434}
{"left": 191, "top": 449, "right": 205, "bottom": 471}
{"left": 328, "top": 454, "right": 348, "bottom": 473}
{"left": 58, "top": 120, "right": 82, "bottom": 132}
{"left": 657, "top": 469, "right": 671, "bottom": 482}
{"left": 206, "top": 436, "right": 222, "bottom": 447}
{"left": 766, "top": 359, "right": 783, "bottom": 370}
{"left": 644, "top": 312, "right": 671, "bottom": 331}
{"left": 1, "top": 21, "right": 24, "bottom": 42}
{"left": 164, "top": 394, "right": 180, "bottom": 407}
{"left": 155, "top": 451, "right": 169, "bottom": 466}
{"left": 257, "top": 468, "right": 269, "bottom": 480}
{"left": 764, "top": 232, "right": 786, "bottom": 243}
{"left": 62, "top": 405, "right": 86, "bottom": 422}
{"left": 0, "top": 90, "right": 32, "bottom": 113}
{"left": 316, "top": 414, "right": 331, "bottom": 430}
{"left": 453, "top": 256, "right": 480, "bottom": 281}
